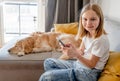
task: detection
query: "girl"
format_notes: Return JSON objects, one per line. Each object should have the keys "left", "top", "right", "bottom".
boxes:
{"left": 39, "top": 3, "right": 109, "bottom": 81}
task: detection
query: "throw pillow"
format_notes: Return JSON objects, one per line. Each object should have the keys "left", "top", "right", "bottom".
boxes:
{"left": 54, "top": 22, "right": 78, "bottom": 35}
{"left": 98, "top": 51, "right": 120, "bottom": 81}
{"left": 54, "top": 22, "right": 80, "bottom": 60}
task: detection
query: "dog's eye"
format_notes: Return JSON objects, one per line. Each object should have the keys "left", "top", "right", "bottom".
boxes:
{"left": 15, "top": 46, "right": 19, "bottom": 49}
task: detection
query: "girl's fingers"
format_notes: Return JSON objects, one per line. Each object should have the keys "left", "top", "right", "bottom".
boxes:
{"left": 65, "top": 44, "right": 70, "bottom": 47}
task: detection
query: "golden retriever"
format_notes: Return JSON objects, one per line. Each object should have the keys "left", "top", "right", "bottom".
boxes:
{"left": 8, "top": 32, "right": 81, "bottom": 57}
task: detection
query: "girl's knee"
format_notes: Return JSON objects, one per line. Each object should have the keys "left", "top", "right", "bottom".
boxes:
{"left": 44, "top": 58, "right": 55, "bottom": 66}
{"left": 44, "top": 58, "right": 57, "bottom": 71}
{"left": 39, "top": 71, "right": 53, "bottom": 81}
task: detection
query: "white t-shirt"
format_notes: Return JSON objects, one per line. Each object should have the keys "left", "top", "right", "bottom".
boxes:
{"left": 77, "top": 34, "right": 109, "bottom": 70}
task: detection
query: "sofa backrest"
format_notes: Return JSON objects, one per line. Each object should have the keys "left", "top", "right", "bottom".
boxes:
{"left": 104, "top": 18, "right": 120, "bottom": 52}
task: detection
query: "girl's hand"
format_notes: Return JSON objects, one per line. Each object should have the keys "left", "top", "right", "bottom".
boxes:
{"left": 77, "top": 49, "right": 84, "bottom": 56}
{"left": 61, "top": 43, "right": 81, "bottom": 58}
{"left": 61, "top": 43, "right": 70, "bottom": 55}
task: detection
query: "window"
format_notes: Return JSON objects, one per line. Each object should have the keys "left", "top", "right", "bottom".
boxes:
{"left": 3, "top": 2, "right": 38, "bottom": 43}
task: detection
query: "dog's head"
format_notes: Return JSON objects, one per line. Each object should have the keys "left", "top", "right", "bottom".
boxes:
{"left": 8, "top": 40, "right": 25, "bottom": 56}
{"left": 8, "top": 37, "right": 35, "bottom": 56}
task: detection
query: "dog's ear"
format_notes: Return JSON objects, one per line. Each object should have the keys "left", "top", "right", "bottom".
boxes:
{"left": 30, "top": 31, "right": 43, "bottom": 36}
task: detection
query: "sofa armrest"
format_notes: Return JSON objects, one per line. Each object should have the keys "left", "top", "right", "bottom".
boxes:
{"left": 50, "top": 27, "right": 55, "bottom": 32}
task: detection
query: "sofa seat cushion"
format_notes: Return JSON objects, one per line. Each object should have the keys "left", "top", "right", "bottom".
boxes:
{"left": 98, "top": 52, "right": 120, "bottom": 81}
{"left": 0, "top": 47, "right": 61, "bottom": 61}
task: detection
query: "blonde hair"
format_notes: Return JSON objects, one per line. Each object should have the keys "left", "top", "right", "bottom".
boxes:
{"left": 77, "top": 3, "right": 106, "bottom": 39}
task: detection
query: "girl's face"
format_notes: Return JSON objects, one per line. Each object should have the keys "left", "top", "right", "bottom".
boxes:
{"left": 82, "top": 10, "right": 100, "bottom": 34}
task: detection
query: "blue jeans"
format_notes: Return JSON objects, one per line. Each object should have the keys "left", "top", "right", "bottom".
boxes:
{"left": 39, "top": 58, "right": 102, "bottom": 81}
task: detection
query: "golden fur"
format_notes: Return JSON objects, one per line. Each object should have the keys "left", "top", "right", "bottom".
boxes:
{"left": 8, "top": 32, "right": 81, "bottom": 57}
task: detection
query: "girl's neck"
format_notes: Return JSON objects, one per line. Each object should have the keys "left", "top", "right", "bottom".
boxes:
{"left": 88, "top": 31, "right": 95, "bottom": 38}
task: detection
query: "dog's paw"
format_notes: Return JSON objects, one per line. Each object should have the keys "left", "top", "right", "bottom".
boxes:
{"left": 33, "top": 47, "right": 53, "bottom": 53}
{"left": 33, "top": 48, "right": 40, "bottom": 53}
{"left": 18, "top": 52, "right": 25, "bottom": 57}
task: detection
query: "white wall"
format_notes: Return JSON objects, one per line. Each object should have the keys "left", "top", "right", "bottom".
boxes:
{"left": 99, "top": 0, "right": 120, "bottom": 22}
{"left": 0, "top": 0, "right": 4, "bottom": 47}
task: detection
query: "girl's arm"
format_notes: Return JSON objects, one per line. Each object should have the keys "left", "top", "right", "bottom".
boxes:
{"left": 77, "top": 54, "right": 100, "bottom": 68}
{"left": 77, "top": 41, "right": 100, "bottom": 68}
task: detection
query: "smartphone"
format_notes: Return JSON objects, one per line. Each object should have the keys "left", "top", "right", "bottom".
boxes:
{"left": 56, "top": 38, "right": 65, "bottom": 47}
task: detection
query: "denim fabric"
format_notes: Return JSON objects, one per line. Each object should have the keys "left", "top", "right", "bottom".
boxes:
{"left": 39, "top": 58, "right": 102, "bottom": 81}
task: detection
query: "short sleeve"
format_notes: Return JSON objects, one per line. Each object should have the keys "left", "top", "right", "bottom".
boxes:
{"left": 91, "top": 39, "right": 107, "bottom": 57}
{"left": 82, "top": 36, "right": 86, "bottom": 44}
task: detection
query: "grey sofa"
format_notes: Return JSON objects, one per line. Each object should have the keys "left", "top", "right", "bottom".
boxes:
{"left": 1, "top": 17, "right": 120, "bottom": 81}
{"left": 0, "top": 37, "right": 62, "bottom": 81}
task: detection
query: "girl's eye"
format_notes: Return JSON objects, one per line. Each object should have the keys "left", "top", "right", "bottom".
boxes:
{"left": 83, "top": 18, "right": 87, "bottom": 21}
{"left": 91, "top": 18, "right": 96, "bottom": 21}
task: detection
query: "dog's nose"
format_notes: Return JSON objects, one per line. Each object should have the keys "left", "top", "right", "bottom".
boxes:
{"left": 8, "top": 49, "right": 10, "bottom": 52}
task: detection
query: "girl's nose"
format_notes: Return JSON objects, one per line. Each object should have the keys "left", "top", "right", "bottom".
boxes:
{"left": 86, "top": 20, "right": 92, "bottom": 25}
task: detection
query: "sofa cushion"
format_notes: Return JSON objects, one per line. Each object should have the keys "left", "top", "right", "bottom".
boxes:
{"left": 54, "top": 22, "right": 81, "bottom": 60}
{"left": 98, "top": 52, "right": 120, "bottom": 81}
{"left": 54, "top": 22, "right": 78, "bottom": 35}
